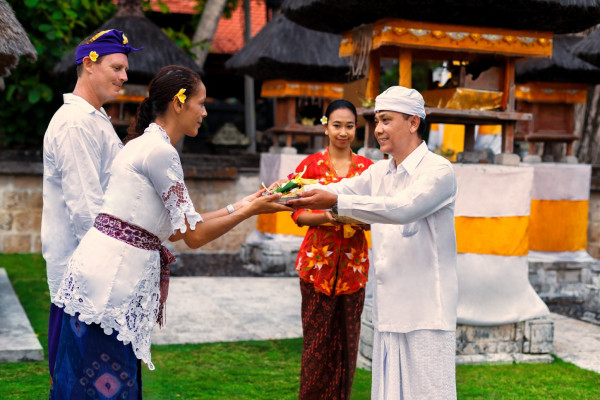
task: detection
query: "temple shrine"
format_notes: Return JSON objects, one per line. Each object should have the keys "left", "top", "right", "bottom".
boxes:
{"left": 339, "top": 18, "right": 554, "bottom": 156}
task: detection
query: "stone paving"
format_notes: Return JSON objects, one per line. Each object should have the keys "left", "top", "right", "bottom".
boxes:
{"left": 550, "top": 312, "right": 600, "bottom": 374}
{"left": 3, "top": 273, "right": 600, "bottom": 376}
{"left": 151, "top": 277, "right": 303, "bottom": 345}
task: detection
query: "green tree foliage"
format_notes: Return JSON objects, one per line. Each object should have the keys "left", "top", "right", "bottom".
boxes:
{"left": 0, "top": 0, "right": 117, "bottom": 149}
{"left": 1, "top": 0, "right": 117, "bottom": 148}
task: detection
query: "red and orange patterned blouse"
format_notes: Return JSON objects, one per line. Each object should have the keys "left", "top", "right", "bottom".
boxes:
{"left": 291, "top": 149, "right": 374, "bottom": 295}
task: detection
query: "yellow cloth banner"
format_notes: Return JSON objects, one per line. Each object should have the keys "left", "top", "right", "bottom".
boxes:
{"left": 515, "top": 82, "right": 588, "bottom": 104}
{"left": 442, "top": 124, "right": 464, "bottom": 162}
{"left": 257, "top": 212, "right": 308, "bottom": 236}
{"left": 455, "top": 216, "right": 529, "bottom": 256}
{"left": 261, "top": 80, "right": 345, "bottom": 99}
{"left": 478, "top": 125, "right": 501, "bottom": 135}
{"left": 257, "top": 212, "right": 372, "bottom": 248}
{"left": 529, "top": 200, "right": 588, "bottom": 252}
{"left": 422, "top": 88, "right": 502, "bottom": 111}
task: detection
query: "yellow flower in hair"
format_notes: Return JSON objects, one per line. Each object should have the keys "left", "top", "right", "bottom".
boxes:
{"left": 174, "top": 88, "right": 187, "bottom": 104}
{"left": 320, "top": 116, "right": 328, "bottom": 125}
{"left": 89, "top": 51, "right": 98, "bottom": 62}
{"left": 122, "top": 34, "right": 129, "bottom": 44}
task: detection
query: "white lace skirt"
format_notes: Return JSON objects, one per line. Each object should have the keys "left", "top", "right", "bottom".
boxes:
{"left": 371, "top": 329, "right": 457, "bottom": 400}
{"left": 53, "top": 228, "right": 162, "bottom": 370}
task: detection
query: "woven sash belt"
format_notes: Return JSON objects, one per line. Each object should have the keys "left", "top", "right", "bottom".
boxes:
{"left": 94, "top": 213, "right": 175, "bottom": 327}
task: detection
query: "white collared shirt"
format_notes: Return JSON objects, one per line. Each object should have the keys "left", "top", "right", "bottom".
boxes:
{"left": 42, "top": 93, "right": 123, "bottom": 300}
{"left": 306, "top": 142, "right": 458, "bottom": 332}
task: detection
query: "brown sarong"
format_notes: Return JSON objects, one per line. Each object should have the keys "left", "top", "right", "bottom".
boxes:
{"left": 299, "top": 279, "right": 365, "bottom": 400}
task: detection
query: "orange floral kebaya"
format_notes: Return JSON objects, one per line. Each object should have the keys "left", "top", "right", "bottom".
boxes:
{"left": 292, "top": 149, "right": 373, "bottom": 295}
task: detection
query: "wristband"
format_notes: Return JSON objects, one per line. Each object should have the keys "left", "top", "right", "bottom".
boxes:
{"left": 226, "top": 204, "right": 235, "bottom": 214}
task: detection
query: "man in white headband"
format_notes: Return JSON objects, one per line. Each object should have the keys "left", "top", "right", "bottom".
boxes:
{"left": 288, "top": 86, "right": 458, "bottom": 399}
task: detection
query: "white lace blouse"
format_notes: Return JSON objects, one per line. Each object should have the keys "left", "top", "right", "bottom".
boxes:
{"left": 53, "top": 123, "right": 202, "bottom": 370}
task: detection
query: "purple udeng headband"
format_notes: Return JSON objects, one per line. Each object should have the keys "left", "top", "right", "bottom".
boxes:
{"left": 75, "top": 29, "right": 142, "bottom": 65}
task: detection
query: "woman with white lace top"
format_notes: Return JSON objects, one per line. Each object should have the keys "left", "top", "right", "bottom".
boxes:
{"left": 50, "top": 65, "right": 291, "bottom": 399}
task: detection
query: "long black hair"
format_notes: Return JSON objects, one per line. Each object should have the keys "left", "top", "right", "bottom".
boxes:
{"left": 124, "top": 65, "right": 203, "bottom": 144}
{"left": 323, "top": 99, "right": 358, "bottom": 124}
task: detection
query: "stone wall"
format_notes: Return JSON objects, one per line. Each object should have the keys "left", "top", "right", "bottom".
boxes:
{"left": 0, "top": 175, "right": 43, "bottom": 253}
{"left": 589, "top": 191, "right": 600, "bottom": 259}
{"left": 174, "top": 174, "right": 261, "bottom": 254}
{"left": 588, "top": 166, "right": 600, "bottom": 258}
{"left": 0, "top": 152, "right": 262, "bottom": 256}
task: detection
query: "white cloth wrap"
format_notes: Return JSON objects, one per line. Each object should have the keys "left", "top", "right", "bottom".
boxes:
{"left": 374, "top": 86, "right": 426, "bottom": 119}
{"left": 453, "top": 164, "right": 549, "bottom": 325}
{"left": 371, "top": 329, "right": 457, "bottom": 400}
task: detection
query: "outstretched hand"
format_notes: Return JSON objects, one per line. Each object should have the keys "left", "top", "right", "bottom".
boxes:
{"left": 237, "top": 189, "right": 266, "bottom": 208}
{"left": 285, "top": 189, "right": 337, "bottom": 210}
{"left": 246, "top": 192, "right": 293, "bottom": 215}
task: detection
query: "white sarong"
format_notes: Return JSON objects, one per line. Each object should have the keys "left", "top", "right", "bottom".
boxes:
{"left": 371, "top": 329, "right": 457, "bottom": 400}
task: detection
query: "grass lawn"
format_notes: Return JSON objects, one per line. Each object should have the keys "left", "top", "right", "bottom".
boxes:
{"left": 1, "top": 254, "right": 600, "bottom": 399}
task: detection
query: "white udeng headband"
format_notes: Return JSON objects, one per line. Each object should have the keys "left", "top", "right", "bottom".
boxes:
{"left": 374, "top": 86, "right": 426, "bottom": 119}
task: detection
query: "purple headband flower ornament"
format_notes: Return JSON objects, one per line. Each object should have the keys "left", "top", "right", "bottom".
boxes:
{"left": 75, "top": 29, "right": 142, "bottom": 65}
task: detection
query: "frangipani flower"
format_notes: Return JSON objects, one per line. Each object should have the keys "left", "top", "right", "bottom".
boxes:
{"left": 174, "top": 88, "right": 186, "bottom": 104}
{"left": 89, "top": 51, "right": 98, "bottom": 62}
{"left": 320, "top": 116, "right": 328, "bottom": 125}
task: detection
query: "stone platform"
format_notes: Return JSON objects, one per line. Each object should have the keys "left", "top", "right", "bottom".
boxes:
{"left": 0, "top": 268, "right": 43, "bottom": 362}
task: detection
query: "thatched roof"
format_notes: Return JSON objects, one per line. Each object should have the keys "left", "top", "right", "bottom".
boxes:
{"left": 573, "top": 28, "right": 600, "bottom": 67}
{"left": 225, "top": 13, "right": 350, "bottom": 82}
{"left": 281, "top": 0, "right": 600, "bottom": 34}
{"left": 516, "top": 35, "right": 600, "bottom": 83}
{"left": 53, "top": 16, "right": 202, "bottom": 84}
{"left": 0, "top": 0, "right": 37, "bottom": 78}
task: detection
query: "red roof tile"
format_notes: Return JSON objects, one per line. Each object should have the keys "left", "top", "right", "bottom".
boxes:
{"left": 213, "top": 1, "right": 267, "bottom": 54}
{"left": 148, "top": 0, "right": 267, "bottom": 55}
{"left": 149, "top": 0, "right": 198, "bottom": 14}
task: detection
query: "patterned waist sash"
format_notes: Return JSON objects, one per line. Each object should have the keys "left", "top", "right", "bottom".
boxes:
{"left": 94, "top": 213, "right": 175, "bottom": 327}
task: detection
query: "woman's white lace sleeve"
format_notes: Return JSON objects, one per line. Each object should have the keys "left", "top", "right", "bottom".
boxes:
{"left": 145, "top": 145, "right": 202, "bottom": 233}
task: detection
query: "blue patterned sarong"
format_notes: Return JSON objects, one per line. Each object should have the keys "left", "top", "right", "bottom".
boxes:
{"left": 50, "top": 312, "right": 142, "bottom": 400}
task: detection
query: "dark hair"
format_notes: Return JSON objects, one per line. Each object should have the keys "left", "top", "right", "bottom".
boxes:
{"left": 324, "top": 99, "right": 357, "bottom": 124}
{"left": 401, "top": 114, "right": 427, "bottom": 138}
{"left": 125, "top": 65, "right": 203, "bottom": 144}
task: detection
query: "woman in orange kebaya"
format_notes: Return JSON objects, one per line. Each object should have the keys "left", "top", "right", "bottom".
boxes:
{"left": 292, "top": 100, "right": 373, "bottom": 399}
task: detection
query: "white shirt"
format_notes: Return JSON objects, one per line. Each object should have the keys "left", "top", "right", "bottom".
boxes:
{"left": 53, "top": 123, "right": 202, "bottom": 370}
{"left": 307, "top": 142, "right": 458, "bottom": 332}
{"left": 42, "top": 94, "right": 122, "bottom": 300}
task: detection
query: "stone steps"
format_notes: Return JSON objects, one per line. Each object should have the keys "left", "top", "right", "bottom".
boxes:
{"left": 0, "top": 268, "right": 43, "bottom": 362}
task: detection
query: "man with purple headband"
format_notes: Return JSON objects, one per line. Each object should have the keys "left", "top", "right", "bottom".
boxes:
{"left": 288, "top": 86, "right": 458, "bottom": 399}
{"left": 42, "top": 29, "right": 141, "bottom": 384}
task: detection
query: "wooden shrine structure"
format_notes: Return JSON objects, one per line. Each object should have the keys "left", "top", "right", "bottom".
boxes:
{"left": 281, "top": 0, "right": 600, "bottom": 156}
{"left": 339, "top": 18, "right": 555, "bottom": 154}
{"left": 514, "top": 35, "right": 600, "bottom": 158}
{"left": 260, "top": 79, "right": 344, "bottom": 149}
